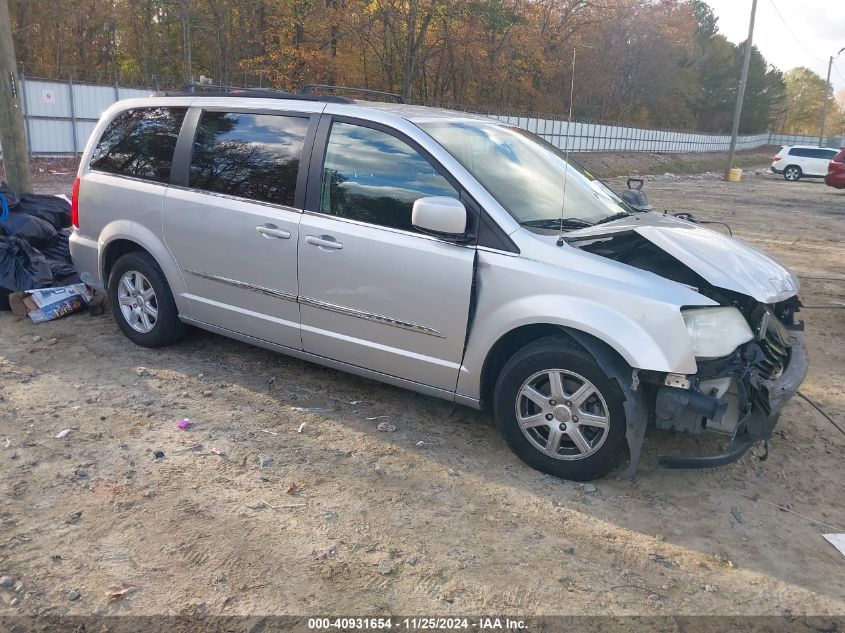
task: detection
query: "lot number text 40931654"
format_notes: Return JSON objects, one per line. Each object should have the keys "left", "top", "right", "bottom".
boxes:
{"left": 307, "top": 617, "right": 527, "bottom": 630}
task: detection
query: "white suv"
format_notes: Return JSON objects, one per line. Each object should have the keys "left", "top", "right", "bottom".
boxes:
{"left": 772, "top": 145, "right": 839, "bottom": 181}
{"left": 69, "top": 86, "right": 808, "bottom": 480}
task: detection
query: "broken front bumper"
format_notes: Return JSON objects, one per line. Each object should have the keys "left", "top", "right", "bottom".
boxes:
{"left": 658, "top": 332, "right": 808, "bottom": 469}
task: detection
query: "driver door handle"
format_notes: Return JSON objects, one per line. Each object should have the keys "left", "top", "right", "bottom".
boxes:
{"left": 256, "top": 224, "right": 291, "bottom": 240}
{"left": 305, "top": 235, "right": 343, "bottom": 250}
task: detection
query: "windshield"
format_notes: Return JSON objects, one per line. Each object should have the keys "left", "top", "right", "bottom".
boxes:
{"left": 419, "top": 121, "right": 630, "bottom": 226}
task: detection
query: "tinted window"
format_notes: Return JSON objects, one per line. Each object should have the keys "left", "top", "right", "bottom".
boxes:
{"left": 788, "top": 147, "right": 835, "bottom": 159}
{"left": 91, "top": 107, "right": 187, "bottom": 182}
{"left": 189, "top": 111, "right": 308, "bottom": 207}
{"left": 319, "top": 122, "right": 458, "bottom": 231}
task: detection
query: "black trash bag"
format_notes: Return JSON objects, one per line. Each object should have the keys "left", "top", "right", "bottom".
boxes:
{"left": 18, "top": 193, "right": 72, "bottom": 230}
{"left": 39, "top": 228, "right": 76, "bottom": 279}
{"left": 0, "top": 181, "right": 21, "bottom": 212}
{"left": 0, "top": 236, "right": 53, "bottom": 294}
{"left": 0, "top": 211, "right": 58, "bottom": 248}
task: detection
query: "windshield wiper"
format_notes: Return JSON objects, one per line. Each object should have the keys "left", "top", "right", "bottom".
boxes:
{"left": 591, "top": 212, "right": 630, "bottom": 226}
{"left": 521, "top": 217, "right": 593, "bottom": 230}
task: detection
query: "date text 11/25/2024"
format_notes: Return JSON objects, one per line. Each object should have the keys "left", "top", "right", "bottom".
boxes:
{"left": 307, "top": 618, "right": 526, "bottom": 630}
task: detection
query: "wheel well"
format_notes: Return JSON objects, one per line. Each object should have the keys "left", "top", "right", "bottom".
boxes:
{"left": 480, "top": 324, "right": 567, "bottom": 410}
{"left": 102, "top": 239, "right": 147, "bottom": 284}
{"left": 479, "top": 324, "right": 632, "bottom": 411}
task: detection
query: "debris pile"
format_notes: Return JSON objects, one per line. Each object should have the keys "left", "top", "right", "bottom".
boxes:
{"left": 0, "top": 181, "right": 89, "bottom": 322}
{"left": 0, "top": 181, "right": 78, "bottom": 308}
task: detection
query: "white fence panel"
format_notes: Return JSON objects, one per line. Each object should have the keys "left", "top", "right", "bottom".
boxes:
{"left": 2, "top": 77, "right": 842, "bottom": 158}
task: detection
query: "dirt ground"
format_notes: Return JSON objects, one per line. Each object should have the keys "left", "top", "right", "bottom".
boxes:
{"left": 1, "top": 164, "right": 844, "bottom": 621}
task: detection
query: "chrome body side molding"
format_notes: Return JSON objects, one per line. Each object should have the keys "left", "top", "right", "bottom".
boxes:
{"left": 184, "top": 269, "right": 297, "bottom": 303}
{"left": 298, "top": 296, "right": 446, "bottom": 339}
{"left": 185, "top": 269, "right": 446, "bottom": 339}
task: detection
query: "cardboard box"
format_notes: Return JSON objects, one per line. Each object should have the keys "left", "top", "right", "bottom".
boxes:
{"left": 24, "top": 283, "right": 92, "bottom": 323}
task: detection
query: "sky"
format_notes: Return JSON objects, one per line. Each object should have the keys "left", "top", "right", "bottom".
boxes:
{"left": 705, "top": 0, "right": 845, "bottom": 94}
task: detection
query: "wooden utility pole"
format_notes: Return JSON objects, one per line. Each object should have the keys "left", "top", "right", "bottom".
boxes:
{"left": 724, "top": 0, "right": 757, "bottom": 181}
{"left": 819, "top": 48, "right": 845, "bottom": 146}
{"left": 0, "top": 0, "right": 31, "bottom": 193}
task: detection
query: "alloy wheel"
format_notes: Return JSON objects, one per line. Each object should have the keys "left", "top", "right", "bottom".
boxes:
{"left": 117, "top": 270, "right": 159, "bottom": 333}
{"left": 515, "top": 369, "right": 610, "bottom": 460}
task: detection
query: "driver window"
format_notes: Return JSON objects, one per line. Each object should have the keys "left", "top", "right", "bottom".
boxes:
{"left": 319, "top": 122, "right": 458, "bottom": 232}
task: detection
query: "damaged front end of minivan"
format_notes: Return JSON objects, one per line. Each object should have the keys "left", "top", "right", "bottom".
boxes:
{"left": 566, "top": 216, "right": 809, "bottom": 471}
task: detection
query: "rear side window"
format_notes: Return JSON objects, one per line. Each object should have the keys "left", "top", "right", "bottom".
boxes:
{"left": 319, "top": 122, "right": 458, "bottom": 232}
{"left": 90, "top": 107, "right": 187, "bottom": 182}
{"left": 789, "top": 147, "right": 836, "bottom": 159}
{"left": 189, "top": 111, "right": 309, "bottom": 207}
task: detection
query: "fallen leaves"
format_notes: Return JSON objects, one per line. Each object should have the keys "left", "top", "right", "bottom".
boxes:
{"left": 106, "top": 582, "right": 137, "bottom": 603}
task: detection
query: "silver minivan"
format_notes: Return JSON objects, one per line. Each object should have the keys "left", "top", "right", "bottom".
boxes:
{"left": 69, "top": 88, "right": 808, "bottom": 480}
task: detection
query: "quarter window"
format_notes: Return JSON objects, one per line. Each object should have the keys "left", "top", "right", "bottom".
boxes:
{"left": 91, "top": 107, "right": 187, "bottom": 182}
{"left": 189, "top": 111, "right": 309, "bottom": 207}
{"left": 319, "top": 122, "right": 458, "bottom": 232}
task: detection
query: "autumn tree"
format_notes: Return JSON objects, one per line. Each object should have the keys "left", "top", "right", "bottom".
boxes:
{"left": 779, "top": 67, "right": 830, "bottom": 135}
{"left": 5, "top": 0, "right": 835, "bottom": 136}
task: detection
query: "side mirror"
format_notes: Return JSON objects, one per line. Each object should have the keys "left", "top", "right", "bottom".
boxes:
{"left": 412, "top": 196, "right": 467, "bottom": 238}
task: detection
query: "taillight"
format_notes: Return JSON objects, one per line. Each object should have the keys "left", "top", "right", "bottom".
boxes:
{"left": 773, "top": 155, "right": 781, "bottom": 161}
{"left": 71, "top": 177, "right": 80, "bottom": 228}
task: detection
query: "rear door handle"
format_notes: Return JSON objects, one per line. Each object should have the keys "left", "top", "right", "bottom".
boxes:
{"left": 257, "top": 224, "right": 291, "bottom": 240}
{"left": 305, "top": 235, "right": 343, "bottom": 250}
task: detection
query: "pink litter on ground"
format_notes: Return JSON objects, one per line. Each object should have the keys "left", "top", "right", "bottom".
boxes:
{"left": 177, "top": 418, "right": 192, "bottom": 430}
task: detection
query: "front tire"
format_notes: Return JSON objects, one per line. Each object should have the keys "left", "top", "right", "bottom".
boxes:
{"left": 493, "top": 336, "right": 627, "bottom": 481}
{"left": 108, "top": 251, "right": 185, "bottom": 347}
{"left": 783, "top": 165, "right": 801, "bottom": 181}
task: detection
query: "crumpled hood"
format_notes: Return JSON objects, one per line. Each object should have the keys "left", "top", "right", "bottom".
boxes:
{"left": 565, "top": 213, "right": 800, "bottom": 304}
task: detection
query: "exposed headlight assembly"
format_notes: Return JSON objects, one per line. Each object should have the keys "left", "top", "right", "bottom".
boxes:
{"left": 681, "top": 307, "right": 754, "bottom": 359}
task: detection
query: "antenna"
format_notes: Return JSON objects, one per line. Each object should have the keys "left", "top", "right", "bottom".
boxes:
{"left": 557, "top": 47, "right": 577, "bottom": 247}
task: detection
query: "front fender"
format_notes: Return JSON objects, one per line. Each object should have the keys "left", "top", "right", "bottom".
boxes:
{"left": 458, "top": 295, "right": 697, "bottom": 400}
{"left": 457, "top": 251, "right": 707, "bottom": 402}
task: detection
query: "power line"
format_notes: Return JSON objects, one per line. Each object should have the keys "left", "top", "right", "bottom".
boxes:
{"left": 833, "top": 61, "right": 845, "bottom": 87}
{"left": 766, "top": 0, "right": 827, "bottom": 64}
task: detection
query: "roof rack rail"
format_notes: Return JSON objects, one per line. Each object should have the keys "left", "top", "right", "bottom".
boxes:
{"left": 152, "top": 82, "right": 355, "bottom": 104}
{"left": 300, "top": 84, "right": 404, "bottom": 103}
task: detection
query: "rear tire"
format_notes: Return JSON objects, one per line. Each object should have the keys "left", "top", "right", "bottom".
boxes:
{"left": 492, "top": 336, "right": 627, "bottom": 481}
{"left": 783, "top": 165, "right": 801, "bottom": 181}
{"left": 108, "top": 251, "right": 185, "bottom": 347}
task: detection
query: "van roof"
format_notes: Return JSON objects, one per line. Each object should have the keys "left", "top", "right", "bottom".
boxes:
{"left": 147, "top": 89, "right": 499, "bottom": 126}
